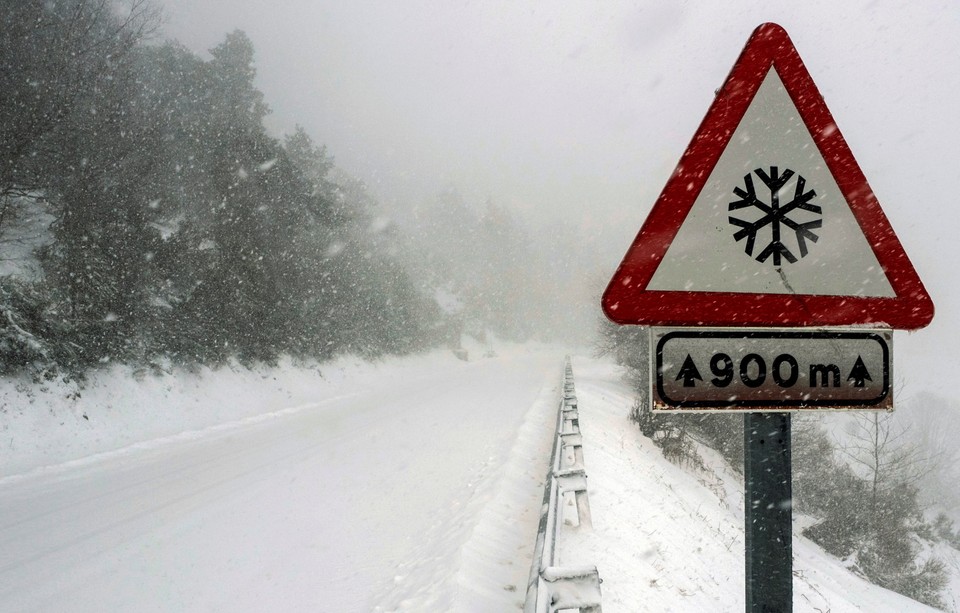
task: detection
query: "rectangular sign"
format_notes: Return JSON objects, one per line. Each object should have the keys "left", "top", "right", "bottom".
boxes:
{"left": 651, "top": 328, "right": 892, "bottom": 412}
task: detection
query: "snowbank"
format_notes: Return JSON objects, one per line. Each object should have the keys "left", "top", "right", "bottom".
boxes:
{"left": 562, "top": 355, "right": 942, "bottom": 612}
{"left": 0, "top": 338, "right": 541, "bottom": 479}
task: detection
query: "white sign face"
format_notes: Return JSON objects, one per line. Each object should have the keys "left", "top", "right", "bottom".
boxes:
{"left": 645, "top": 69, "right": 895, "bottom": 298}
{"left": 651, "top": 328, "right": 892, "bottom": 412}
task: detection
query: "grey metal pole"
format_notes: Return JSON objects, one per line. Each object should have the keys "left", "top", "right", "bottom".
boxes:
{"left": 744, "top": 412, "right": 792, "bottom": 613}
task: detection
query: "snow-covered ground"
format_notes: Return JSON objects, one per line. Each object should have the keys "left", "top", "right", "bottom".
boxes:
{"left": 0, "top": 343, "right": 564, "bottom": 612}
{"left": 562, "top": 355, "right": 947, "bottom": 612}
{"left": 1, "top": 346, "right": 956, "bottom": 611}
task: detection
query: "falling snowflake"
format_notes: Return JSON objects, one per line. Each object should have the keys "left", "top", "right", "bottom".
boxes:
{"left": 728, "top": 166, "right": 822, "bottom": 266}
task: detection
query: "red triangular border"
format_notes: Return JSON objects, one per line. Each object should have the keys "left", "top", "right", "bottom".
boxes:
{"left": 602, "top": 22, "right": 933, "bottom": 330}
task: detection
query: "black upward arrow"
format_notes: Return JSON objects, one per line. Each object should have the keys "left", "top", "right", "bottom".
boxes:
{"left": 847, "top": 355, "right": 873, "bottom": 388}
{"left": 676, "top": 354, "right": 703, "bottom": 388}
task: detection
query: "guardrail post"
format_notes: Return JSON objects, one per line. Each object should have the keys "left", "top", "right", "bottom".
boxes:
{"left": 556, "top": 469, "right": 593, "bottom": 530}
{"left": 560, "top": 433, "right": 584, "bottom": 469}
{"left": 542, "top": 566, "right": 602, "bottom": 612}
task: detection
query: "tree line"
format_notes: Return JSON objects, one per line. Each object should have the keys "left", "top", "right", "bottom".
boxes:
{"left": 0, "top": 1, "right": 564, "bottom": 378}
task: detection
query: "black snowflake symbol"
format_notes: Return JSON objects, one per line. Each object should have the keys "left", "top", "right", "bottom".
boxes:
{"left": 728, "top": 166, "right": 822, "bottom": 266}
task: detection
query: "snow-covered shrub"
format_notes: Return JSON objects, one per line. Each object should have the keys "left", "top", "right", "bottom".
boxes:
{"left": 0, "top": 279, "right": 52, "bottom": 373}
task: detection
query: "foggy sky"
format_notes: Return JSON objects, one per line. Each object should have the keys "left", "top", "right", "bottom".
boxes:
{"left": 157, "top": 0, "right": 960, "bottom": 398}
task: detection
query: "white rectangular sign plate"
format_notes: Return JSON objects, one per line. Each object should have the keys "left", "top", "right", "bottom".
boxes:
{"left": 651, "top": 328, "right": 892, "bottom": 412}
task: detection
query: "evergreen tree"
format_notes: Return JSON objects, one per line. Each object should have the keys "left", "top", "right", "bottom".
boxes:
{"left": 171, "top": 31, "right": 292, "bottom": 362}
{"left": 0, "top": 17, "right": 443, "bottom": 372}
{"left": 0, "top": 0, "right": 157, "bottom": 219}
{"left": 43, "top": 50, "right": 165, "bottom": 363}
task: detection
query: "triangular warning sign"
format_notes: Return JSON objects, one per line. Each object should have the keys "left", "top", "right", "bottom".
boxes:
{"left": 602, "top": 23, "right": 933, "bottom": 330}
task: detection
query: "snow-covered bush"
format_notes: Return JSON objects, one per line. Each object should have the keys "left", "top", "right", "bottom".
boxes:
{"left": 0, "top": 279, "right": 49, "bottom": 372}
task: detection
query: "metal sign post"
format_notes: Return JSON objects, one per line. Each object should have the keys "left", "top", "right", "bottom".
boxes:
{"left": 744, "top": 413, "right": 792, "bottom": 613}
{"left": 601, "top": 22, "right": 934, "bottom": 613}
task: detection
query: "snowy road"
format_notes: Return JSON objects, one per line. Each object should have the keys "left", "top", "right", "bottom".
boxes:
{"left": 0, "top": 351, "right": 562, "bottom": 612}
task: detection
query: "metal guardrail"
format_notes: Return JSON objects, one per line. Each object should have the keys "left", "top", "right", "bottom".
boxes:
{"left": 524, "top": 357, "right": 602, "bottom": 613}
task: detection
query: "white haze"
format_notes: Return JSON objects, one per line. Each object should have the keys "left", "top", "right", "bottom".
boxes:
{"left": 159, "top": 0, "right": 960, "bottom": 398}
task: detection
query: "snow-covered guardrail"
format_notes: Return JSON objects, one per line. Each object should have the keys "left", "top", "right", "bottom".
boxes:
{"left": 524, "top": 357, "right": 602, "bottom": 613}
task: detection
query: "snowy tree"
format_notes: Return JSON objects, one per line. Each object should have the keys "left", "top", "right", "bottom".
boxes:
{"left": 0, "top": 1, "right": 159, "bottom": 368}
{"left": 42, "top": 50, "right": 166, "bottom": 362}
{"left": 840, "top": 414, "right": 931, "bottom": 535}
{"left": 0, "top": 16, "right": 446, "bottom": 372}
{"left": 0, "top": 0, "right": 158, "bottom": 223}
